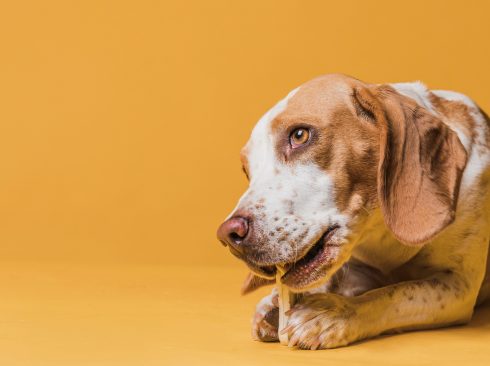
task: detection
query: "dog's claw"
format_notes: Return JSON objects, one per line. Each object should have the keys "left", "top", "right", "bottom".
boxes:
{"left": 288, "top": 333, "right": 300, "bottom": 347}
{"left": 310, "top": 338, "right": 321, "bottom": 350}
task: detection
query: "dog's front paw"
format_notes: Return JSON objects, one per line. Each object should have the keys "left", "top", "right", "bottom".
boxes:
{"left": 252, "top": 288, "right": 279, "bottom": 342}
{"left": 284, "top": 293, "right": 360, "bottom": 350}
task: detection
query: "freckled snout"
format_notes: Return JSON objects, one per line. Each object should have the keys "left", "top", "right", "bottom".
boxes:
{"left": 217, "top": 216, "right": 250, "bottom": 254}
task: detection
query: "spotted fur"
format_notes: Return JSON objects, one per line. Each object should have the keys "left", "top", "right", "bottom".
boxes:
{"left": 220, "top": 74, "right": 490, "bottom": 349}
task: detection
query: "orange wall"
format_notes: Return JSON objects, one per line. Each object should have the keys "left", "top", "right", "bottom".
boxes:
{"left": 0, "top": 1, "right": 489, "bottom": 265}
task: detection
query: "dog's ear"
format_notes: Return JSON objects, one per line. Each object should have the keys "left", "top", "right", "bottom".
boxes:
{"left": 241, "top": 272, "right": 275, "bottom": 295}
{"left": 354, "top": 85, "right": 467, "bottom": 245}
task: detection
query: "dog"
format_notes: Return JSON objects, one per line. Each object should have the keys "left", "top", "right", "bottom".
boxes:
{"left": 217, "top": 74, "right": 490, "bottom": 349}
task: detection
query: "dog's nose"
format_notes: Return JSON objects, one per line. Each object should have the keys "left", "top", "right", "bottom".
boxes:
{"left": 217, "top": 216, "right": 249, "bottom": 252}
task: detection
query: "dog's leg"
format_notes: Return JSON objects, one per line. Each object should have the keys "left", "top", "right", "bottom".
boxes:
{"left": 284, "top": 270, "right": 482, "bottom": 350}
{"left": 252, "top": 288, "right": 279, "bottom": 342}
{"left": 476, "top": 240, "right": 490, "bottom": 306}
{"left": 251, "top": 260, "right": 386, "bottom": 343}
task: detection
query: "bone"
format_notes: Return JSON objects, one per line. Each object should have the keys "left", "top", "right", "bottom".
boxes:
{"left": 276, "top": 266, "right": 296, "bottom": 345}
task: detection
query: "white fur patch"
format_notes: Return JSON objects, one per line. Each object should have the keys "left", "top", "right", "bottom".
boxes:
{"left": 229, "top": 87, "right": 348, "bottom": 264}
{"left": 391, "top": 82, "right": 436, "bottom": 113}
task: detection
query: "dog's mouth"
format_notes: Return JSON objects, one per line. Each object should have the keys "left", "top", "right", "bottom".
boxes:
{"left": 251, "top": 225, "right": 341, "bottom": 287}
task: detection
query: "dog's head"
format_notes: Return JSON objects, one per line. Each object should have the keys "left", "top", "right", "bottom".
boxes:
{"left": 217, "top": 74, "right": 467, "bottom": 291}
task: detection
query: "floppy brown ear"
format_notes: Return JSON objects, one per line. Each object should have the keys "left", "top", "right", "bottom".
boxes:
{"left": 241, "top": 272, "right": 275, "bottom": 295}
{"left": 356, "top": 85, "right": 467, "bottom": 245}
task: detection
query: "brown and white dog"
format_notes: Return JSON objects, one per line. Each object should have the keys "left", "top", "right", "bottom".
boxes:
{"left": 217, "top": 74, "right": 490, "bottom": 349}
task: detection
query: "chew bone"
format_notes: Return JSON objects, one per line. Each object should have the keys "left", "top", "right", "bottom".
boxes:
{"left": 276, "top": 267, "right": 296, "bottom": 345}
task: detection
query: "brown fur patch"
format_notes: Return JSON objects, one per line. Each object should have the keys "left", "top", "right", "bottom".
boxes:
{"left": 373, "top": 86, "right": 467, "bottom": 245}
{"left": 269, "top": 74, "right": 380, "bottom": 219}
{"left": 478, "top": 107, "right": 490, "bottom": 149}
{"left": 429, "top": 92, "right": 478, "bottom": 145}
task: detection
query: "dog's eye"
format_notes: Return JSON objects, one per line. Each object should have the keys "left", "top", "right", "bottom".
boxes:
{"left": 290, "top": 128, "right": 310, "bottom": 148}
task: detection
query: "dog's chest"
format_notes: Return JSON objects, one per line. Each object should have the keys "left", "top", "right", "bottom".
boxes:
{"left": 351, "top": 227, "right": 421, "bottom": 275}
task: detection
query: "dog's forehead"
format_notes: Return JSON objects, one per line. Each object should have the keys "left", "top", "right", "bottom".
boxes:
{"left": 282, "top": 75, "right": 355, "bottom": 118}
{"left": 242, "top": 74, "right": 357, "bottom": 172}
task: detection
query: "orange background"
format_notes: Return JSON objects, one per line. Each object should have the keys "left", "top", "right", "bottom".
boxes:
{"left": 1, "top": 1, "right": 490, "bottom": 365}
{"left": 1, "top": 0, "right": 490, "bottom": 266}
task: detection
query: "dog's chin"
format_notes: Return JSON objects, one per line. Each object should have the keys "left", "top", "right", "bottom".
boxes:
{"left": 244, "top": 261, "right": 277, "bottom": 280}
{"left": 249, "top": 225, "right": 343, "bottom": 291}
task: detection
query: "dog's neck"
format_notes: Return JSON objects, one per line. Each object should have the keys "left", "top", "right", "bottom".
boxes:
{"left": 348, "top": 208, "right": 422, "bottom": 275}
